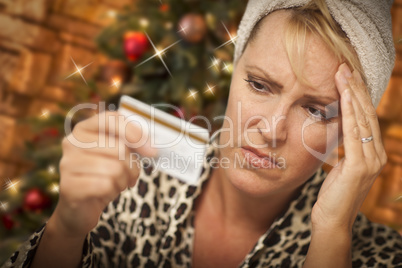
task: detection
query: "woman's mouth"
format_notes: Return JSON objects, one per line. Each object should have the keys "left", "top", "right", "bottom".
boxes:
{"left": 240, "top": 146, "right": 280, "bottom": 169}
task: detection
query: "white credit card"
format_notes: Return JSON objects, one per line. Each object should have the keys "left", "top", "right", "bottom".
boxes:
{"left": 118, "top": 95, "right": 210, "bottom": 185}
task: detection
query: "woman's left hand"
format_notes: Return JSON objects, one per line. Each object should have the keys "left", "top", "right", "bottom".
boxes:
{"left": 311, "top": 63, "right": 387, "bottom": 234}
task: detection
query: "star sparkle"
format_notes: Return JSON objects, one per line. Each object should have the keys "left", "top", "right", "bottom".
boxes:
{"left": 111, "top": 78, "right": 121, "bottom": 89}
{"left": 0, "top": 201, "right": 8, "bottom": 211}
{"left": 65, "top": 57, "right": 93, "bottom": 85}
{"left": 4, "top": 178, "right": 20, "bottom": 192}
{"left": 40, "top": 109, "right": 49, "bottom": 119}
{"left": 204, "top": 83, "right": 216, "bottom": 95}
{"left": 47, "top": 165, "right": 56, "bottom": 174}
{"left": 51, "top": 183, "right": 59, "bottom": 193}
{"left": 215, "top": 21, "right": 237, "bottom": 50}
{"left": 135, "top": 32, "right": 181, "bottom": 78}
{"left": 177, "top": 24, "right": 189, "bottom": 35}
{"left": 208, "top": 56, "right": 221, "bottom": 70}
{"left": 222, "top": 62, "right": 233, "bottom": 73}
{"left": 187, "top": 89, "right": 198, "bottom": 100}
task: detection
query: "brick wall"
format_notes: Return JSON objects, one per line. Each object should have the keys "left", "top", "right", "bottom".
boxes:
{"left": 0, "top": 0, "right": 131, "bottom": 179}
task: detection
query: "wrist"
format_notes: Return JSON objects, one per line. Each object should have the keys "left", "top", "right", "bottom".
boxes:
{"left": 312, "top": 220, "right": 353, "bottom": 236}
{"left": 311, "top": 226, "right": 352, "bottom": 246}
{"left": 47, "top": 207, "right": 88, "bottom": 240}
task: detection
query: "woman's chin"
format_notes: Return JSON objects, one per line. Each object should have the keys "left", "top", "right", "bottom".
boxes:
{"left": 224, "top": 167, "right": 285, "bottom": 198}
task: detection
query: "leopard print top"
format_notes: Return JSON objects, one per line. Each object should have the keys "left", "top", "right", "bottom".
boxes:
{"left": 3, "top": 144, "right": 402, "bottom": 268}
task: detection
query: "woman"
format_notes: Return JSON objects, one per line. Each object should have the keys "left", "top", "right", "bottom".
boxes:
{"left": 3, "top": 0, "right": 402, "bottom": 267}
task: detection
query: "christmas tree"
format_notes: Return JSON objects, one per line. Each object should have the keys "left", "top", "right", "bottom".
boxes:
{"left": 97, "top": 0, "right": 247, "bottom": 129}
{"left": 0, "top": 0, "right": 247, "bottom": 263}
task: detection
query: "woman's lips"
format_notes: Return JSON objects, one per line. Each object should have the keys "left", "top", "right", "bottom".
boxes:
{"left": 240, "top": 147, "right": 279, "bottom": 169}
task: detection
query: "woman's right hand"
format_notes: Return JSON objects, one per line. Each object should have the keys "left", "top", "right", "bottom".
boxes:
{"left": 49, "top": 111, "right": 153, "bottom": 238}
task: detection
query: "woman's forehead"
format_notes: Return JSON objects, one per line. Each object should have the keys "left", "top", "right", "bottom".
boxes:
{"left": 243, "top": 11, "right": 340, "bottom": 94}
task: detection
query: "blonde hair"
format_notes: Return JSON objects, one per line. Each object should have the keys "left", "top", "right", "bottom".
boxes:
{"left": 248, "top": 0, "right": 365, "bottom": 86}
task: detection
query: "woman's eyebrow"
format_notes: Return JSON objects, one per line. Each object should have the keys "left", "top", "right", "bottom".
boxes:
{"left": 245, "top": 64, "right": 339, "bottom": 104}
{"left": 303, "top": 94, "right": 339, "bottom": 106}
{"left": 245, "top": 64, "right": 284, "bottom": 89}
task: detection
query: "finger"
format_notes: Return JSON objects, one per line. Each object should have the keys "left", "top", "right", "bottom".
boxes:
{"left": 349, "top": 70, "right": 385, "bottom": 157}
{"left": 335, "top": 65, "right": 365, "bottom": 161}
{"left": 63, "top": 135, "right": 137, "bottom": 186}
{"left": 339, "top": 88, "right": 364, "bottom": 162}
{"left": 62, "top": 155, "right": 132, "bottom": 192}
{"left": 84, "top": 144, "right": 140, "bottom": 187}
{"left": 75, "top": 111, "right": 152, "bottom": 152}
{"left": 63, "top": 131, "right": 144, "bottom": 189}
{"left": 74, "top": 111, "right": 119, "bottom": 134}
{"left": 345, "top": 75, "right": 376, "bottom": 159}
{"left": 62, "top": 175, "right": 121, "bottom": 208}
{"left": 69, "top": 111, "right": 156, "bottom": 159}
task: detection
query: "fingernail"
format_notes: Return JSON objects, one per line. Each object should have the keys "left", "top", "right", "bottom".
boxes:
{"left": 344, "top": 89, "right": 351, "bottom": 103}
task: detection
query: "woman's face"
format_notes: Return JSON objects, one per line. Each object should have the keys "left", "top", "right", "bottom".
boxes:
{"left": 217, "top": 10, "right": 343, "bottom": 197}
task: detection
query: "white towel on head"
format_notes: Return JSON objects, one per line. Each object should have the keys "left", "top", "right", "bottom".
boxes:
{"left": 233, "top": 0, "right": 395, "bottom": 108}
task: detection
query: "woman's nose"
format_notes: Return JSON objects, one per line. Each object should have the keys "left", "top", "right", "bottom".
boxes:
{"left": 256, "top": 105, "right": 288, "bottom": 147}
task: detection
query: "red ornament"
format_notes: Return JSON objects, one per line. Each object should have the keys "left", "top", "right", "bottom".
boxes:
{"left": 178, "top": 14, "right": 207, "bottom": 43}
{"left": 124, "top": 31, "right": 149, "bottom": 62}
{"left": 23, "top": 188, "right": 51, "bottom": 212}
{"left": 89, "top": 92, "right": 102, "bottom": 103}
{"left": 32, "top": 128, "right": 60, "bottom": 143}
{"left": 43, "top": 127, "right": 59, "bottom": 138}
{"left": 159, "top": 4, "right": 169, "bottom": 12}
{"left": 172, "top": 107, "right": 185, "bottom": 119}
{"left": 1, "top": 214, "right": 14, "bottom": 230}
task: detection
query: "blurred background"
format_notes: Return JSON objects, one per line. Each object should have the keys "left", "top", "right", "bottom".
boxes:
{"left": 0, "top": 0, "right": 401, "bottom": 264}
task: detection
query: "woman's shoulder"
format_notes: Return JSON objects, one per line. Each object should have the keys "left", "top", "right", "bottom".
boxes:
{"left": 351, "top": 211, "right": 402, "bottom": 266}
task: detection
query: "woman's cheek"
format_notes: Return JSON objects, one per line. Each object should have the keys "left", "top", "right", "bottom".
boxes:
{"left": 223, "top": 88, "right": 254, "bottom": 143}
{"left": 301, "top": 120, "right": 341, "bottom": 161}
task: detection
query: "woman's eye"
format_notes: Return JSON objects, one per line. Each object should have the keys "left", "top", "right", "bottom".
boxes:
{"left": 307, "top": 107, "right": 328, "bottom": 121}
{"left": 244, "top": 78, "right": 267, "bottom": 92}
{"left": 251, "top": 81, "right": 265, "bottom": 91}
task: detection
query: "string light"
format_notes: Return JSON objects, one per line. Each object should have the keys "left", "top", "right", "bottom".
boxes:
{"left": 111, "top": 79, "right": 120, "bottom": 88}
{"left": 139, "top": 18, "right": 149, "bottom": 28}
{"left": 40, "top": 109, "right": 50, "bottom": 119}
{"left": 51, "top": 183, "right": 59, "bottom": 193}
{"left": 107, "top": 10, "right": 117, "bottom": 18}
{"left": 47, "top": 165, "right": 56, "bottom": 174}
{"left": 165, "top": 22, "right": 173, "bottom": 30}
{"left": 110, "top": 77, "right": 121, "bottom": 89}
